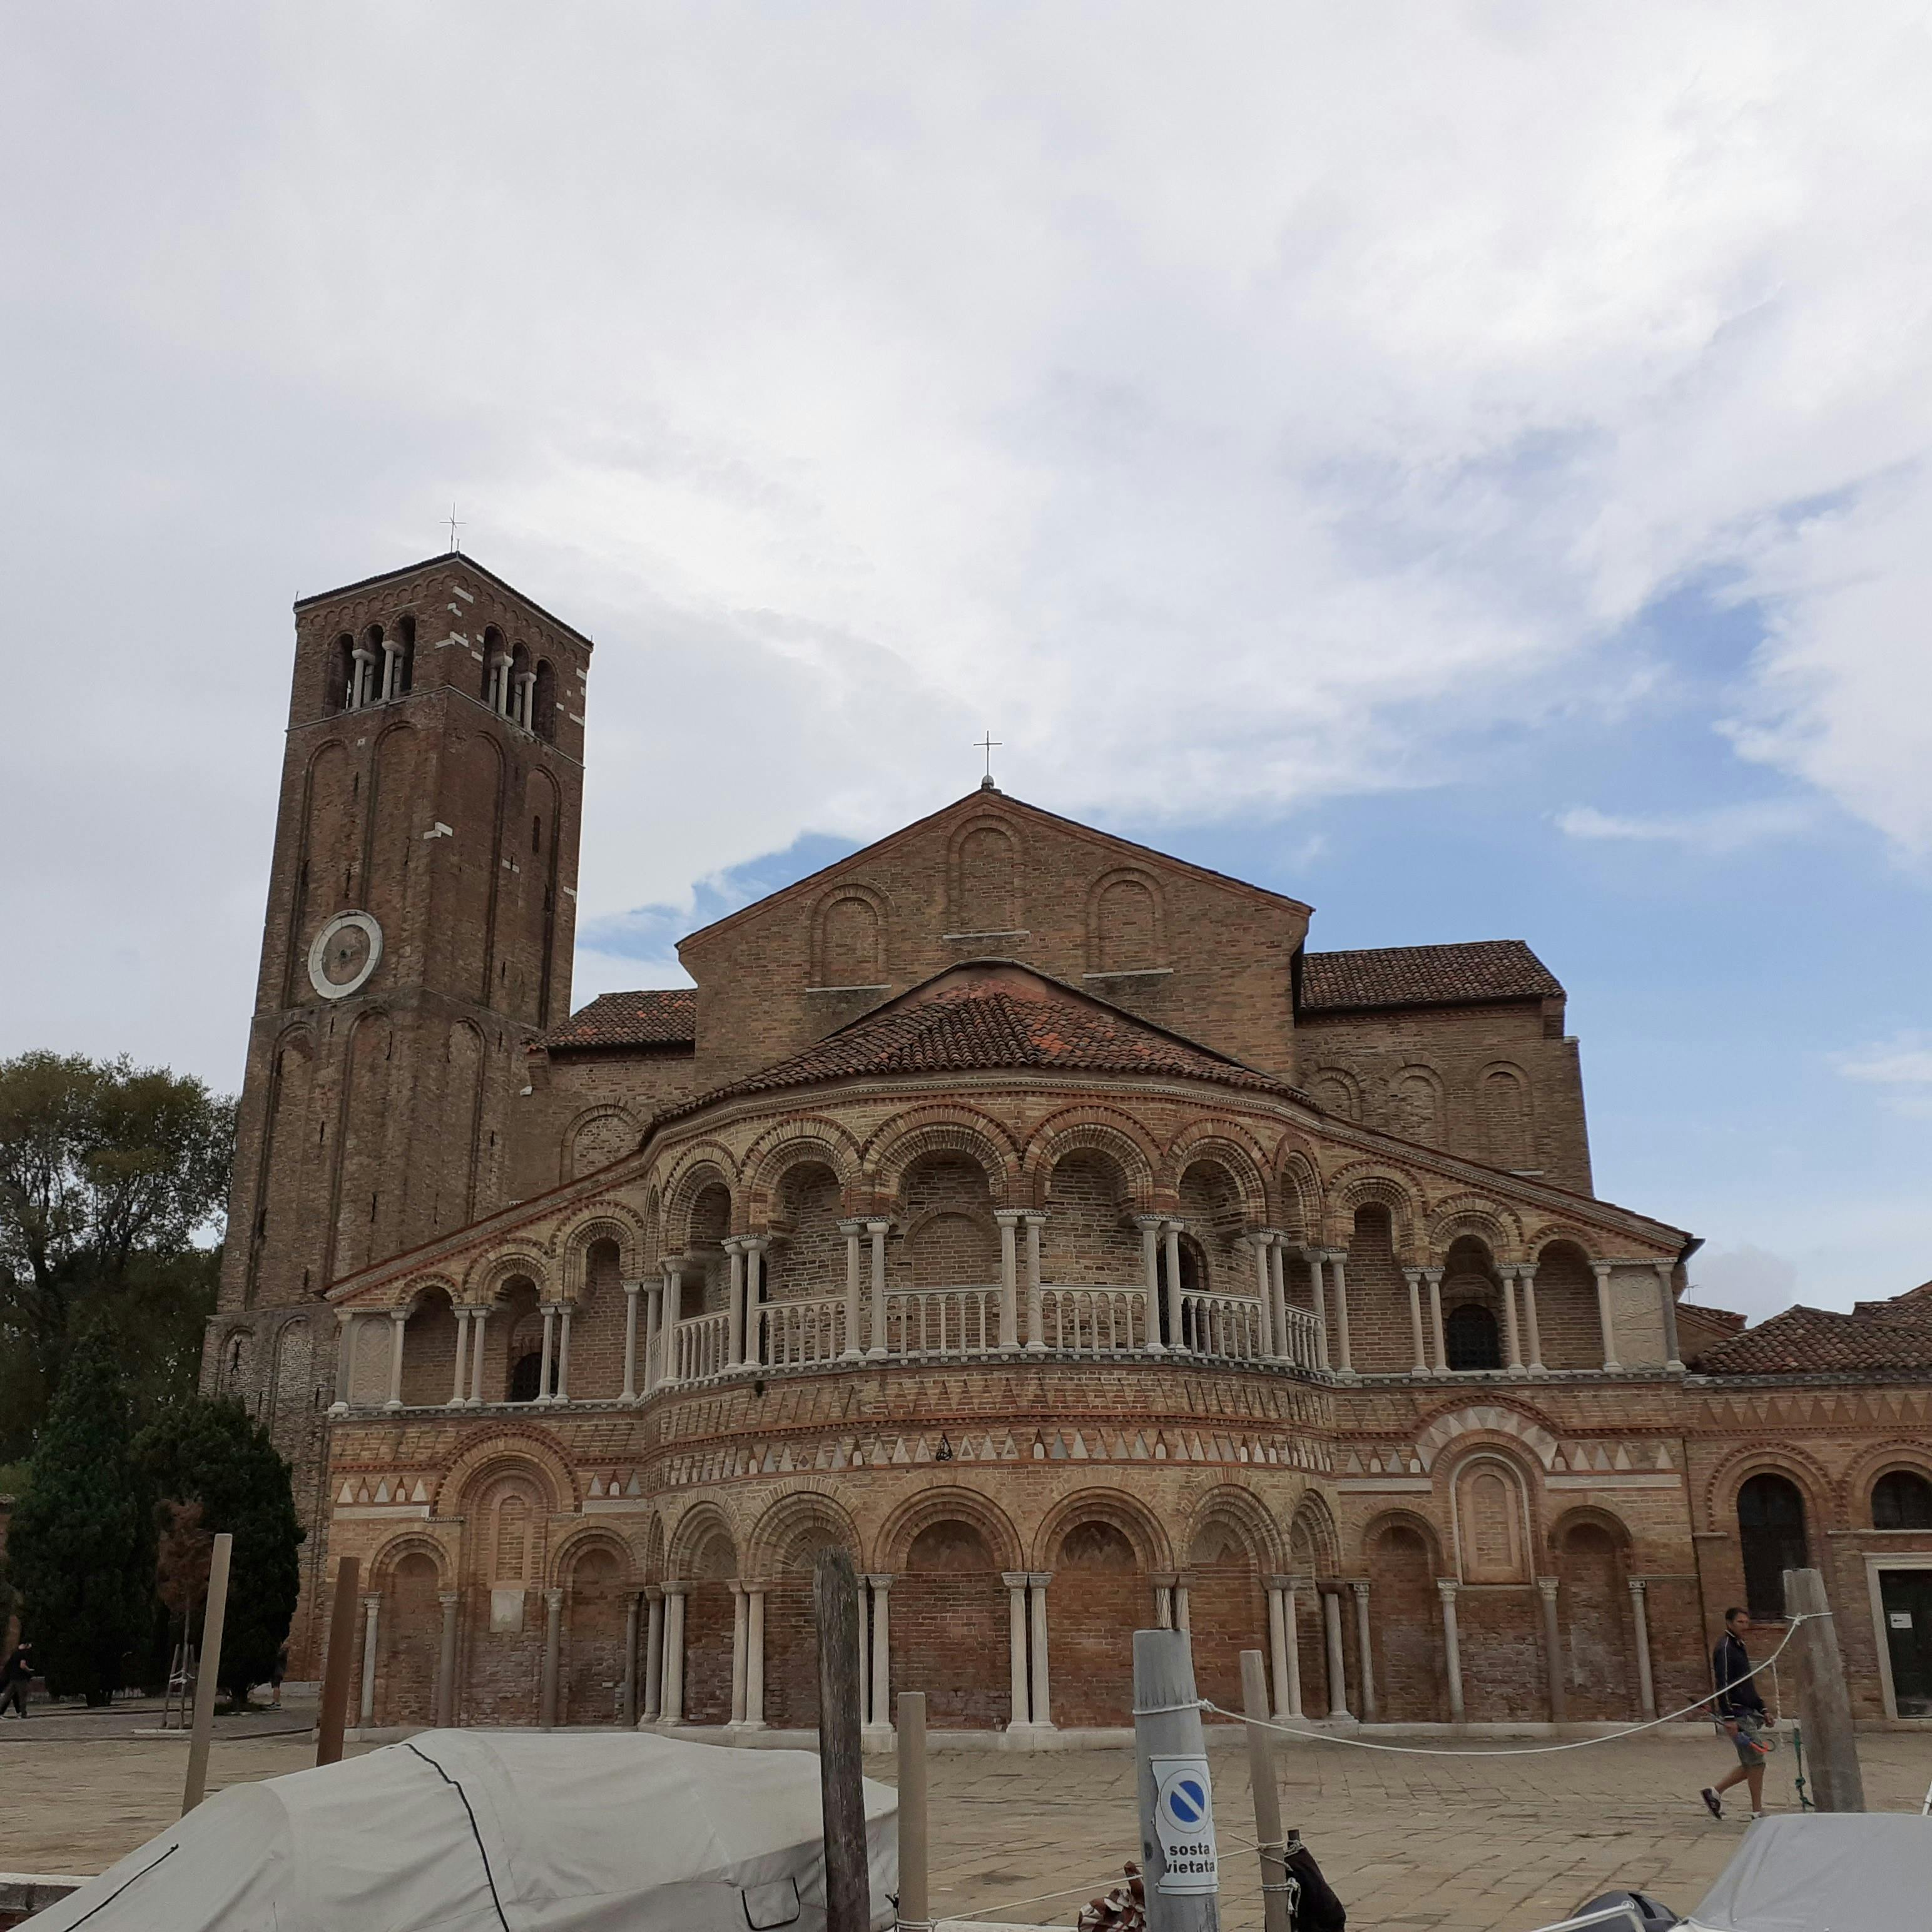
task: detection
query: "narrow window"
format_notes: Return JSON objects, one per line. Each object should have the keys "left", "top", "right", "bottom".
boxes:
{"left": 332, "top": 634, "right": 357, "bottom": 712}
{"left": 1737, "top": 1473, "right": 1809, "bottom": 1619}
{"left": 532, "top": 659, "right": 557, "bottom": 740}
{"left": 1445, "top": 1303, "right": 1501, "bottom": 1370}
{"left": 482, "top": 626, "right": 504, "bottom": 707}
{"left": 397, "top": 614, "right": 416, "bottom": 694}
{"left": 1873, "top": 1470, "right": 1932, "bottom": 1529}
{"left": 532, "top": 814, "right": 542, "bottom": 854}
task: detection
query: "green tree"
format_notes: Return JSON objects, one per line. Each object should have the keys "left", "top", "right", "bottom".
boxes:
{"left": 8, "top": 1326, "right": 153, "bottom": 1702}
{"left": 0, "top": 1052, "right": 233, "bottom": 1456}
{"left": 136, "top": 1398, "right": 303, "bottom": 1702}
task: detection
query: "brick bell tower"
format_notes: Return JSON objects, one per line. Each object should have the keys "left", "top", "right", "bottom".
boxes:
{"left": 213, "top": 554, "right": 592, "bottom": 1657}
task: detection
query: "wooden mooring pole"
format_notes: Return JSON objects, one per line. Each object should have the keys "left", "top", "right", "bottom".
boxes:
{"left": 898, "top": 1689, "right": 930, "bottom": 1931}
{"left": 1134, "top": 1626, "right": 1220, "bottom": 1932}
{"left": 1783, "top": 1567, "right": 1864, "bottom": 1812}
{"left": 315, "top": 1555, "right": 359, "bottom": 1767}
{"left": 180, "top": 1532, "right": 232, "bottom": 1815}
{"left": 816, "top": 1548, "right": 871, "bottom": 1932}
{"left": 1241, "top": 1650, "right": 1291, "bottom": 1932}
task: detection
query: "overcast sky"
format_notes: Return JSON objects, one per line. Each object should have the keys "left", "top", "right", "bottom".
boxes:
{"left": 6, "top": 4, "right": 1930, "bottom": 1324}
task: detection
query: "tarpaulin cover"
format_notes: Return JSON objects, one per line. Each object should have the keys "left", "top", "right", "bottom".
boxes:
{"left": 1684, "top": 1813, "right": 1930, "bottom": 1932}
{"left": 29, "top": 1729, "right": 898, "bottom": 1932}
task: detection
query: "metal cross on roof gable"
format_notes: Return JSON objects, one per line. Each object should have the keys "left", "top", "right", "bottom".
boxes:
{"left": 445, "top": 504, "right": 463, "bottom": 554}
{"left": 976, "top": 730, "right": 1002, "bottom": 784}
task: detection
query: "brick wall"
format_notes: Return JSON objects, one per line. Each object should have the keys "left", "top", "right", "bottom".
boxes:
{"left": 1049, "top": 1522, "right": 1146, "bottom": 1726}
{"left": 1366, "top": 1525, "right": 1444, "bottom": 1721}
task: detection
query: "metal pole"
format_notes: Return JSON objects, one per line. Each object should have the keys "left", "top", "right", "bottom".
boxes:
{"left": 316, "top": 1555, "right": 360, "bottom": 1766}
{"left": 1241, "top": 1651, "right": 1289, "bottom": 1932}
{"left": 898, "top": 1690, "right": 930, "bottom": 1931}
{"left": 1133, "top": 1626, "right": 1220, "bottom": 1932}
{"left": 1783, "top": 1567, "right": 1864, "bottom": 1812}
{"left": 815, "top": 1548, "right": 870, "bottom": 1932}
{"left": 181, "top": 1533, "right": 233, "bottom": 1815}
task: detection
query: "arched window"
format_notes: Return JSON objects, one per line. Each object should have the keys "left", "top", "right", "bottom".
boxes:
{"left": 508, "top": 643, "right": 532, "bottom": 727}
{"left": 509, "top": 1351, "right": 556, "bottom": 1403}
{"left": 1737, "top": 1473, "right": 1808, "bottom": 1619}
{"left": 482, "top": 626, "right": 505, "bottom": 708}
{"left": 1445, "top": 1302, "right": 1500, "bottom": 1370}
{"left": 532, "top": 659, "right": 556, "bottom": 740}
{"left": 331, "top": 634, "right": 357, "bottom": 712}
{"left": 395, "top": 614, "right": 416, "bottom": 696}
{"left": 1873, "top": 1470, "right": 1932, "bottom": 1530}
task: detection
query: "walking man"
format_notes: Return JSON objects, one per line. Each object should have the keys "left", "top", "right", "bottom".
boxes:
{"left": 1701, "top": 1607, "right": 1771, "bottom": 1820}
{"left": 1, "top": 1639, "right": 35, "bottom": 1720}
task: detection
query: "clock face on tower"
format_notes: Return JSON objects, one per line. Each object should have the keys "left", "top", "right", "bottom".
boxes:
{"left": 308, "top": 911, "right": 384, "bottom": 1000}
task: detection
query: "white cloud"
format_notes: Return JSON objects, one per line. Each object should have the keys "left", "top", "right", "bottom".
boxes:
{"left": 6, "top": 3, "right": 1932, "bottom": 1074}
{"left": 1555, "top": 798, "right": 1816, "bottom": 855}
{"left": 1838, "top": 1034, "right": 1932, "bottom": 1116}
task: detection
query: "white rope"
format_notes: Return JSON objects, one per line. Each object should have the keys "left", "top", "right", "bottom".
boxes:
{"left": 944, "top": 1871, "right": 1135, "bottom": 1922}
{"left": 1197, "top": 1611, "right": 1829, "bottom": 1757}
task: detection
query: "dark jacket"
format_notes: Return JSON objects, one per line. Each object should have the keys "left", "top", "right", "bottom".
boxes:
{"left": 1, "top": 1646, "right": 31, "bottom": 1686}
{"left": 1712, "top": 1629, "right": 1766, "bottom": 1719}
{"left": 1288, "top": 1842, "right": 1345, "bottom": 1932}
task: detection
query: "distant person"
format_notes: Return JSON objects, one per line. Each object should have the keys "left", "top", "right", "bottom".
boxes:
{"left": 1701, "top": 1607, "right": 1771, "bottom": 1821}
{"left": 1, "top": 1639, "right": 35, "bottom": 1719}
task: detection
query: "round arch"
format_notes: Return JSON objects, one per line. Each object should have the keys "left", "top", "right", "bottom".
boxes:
{"left": 1021, "top": 1108, "right": 1160, "bottom": 1211}
{"left": 867, "top": 1109, "right": 1019, "bottom": 1204}
{"left": 1032, "top": 1487, "right": 1174, "bottom": 1572}
{"left": 745, "top": 1488, "right": 864, "bottom": 1581}
{"left": 877, "top": 1484, "right": 1024, "bottom": 1573}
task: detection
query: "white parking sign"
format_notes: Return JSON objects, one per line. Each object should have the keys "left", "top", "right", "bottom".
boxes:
{"left": 1151, "top": 1756, "right": 1218, "bottom": 1896}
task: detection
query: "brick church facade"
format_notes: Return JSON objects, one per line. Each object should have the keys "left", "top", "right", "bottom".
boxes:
{"left": 211, "top": 552, "right": 1932, "bottom": 1739}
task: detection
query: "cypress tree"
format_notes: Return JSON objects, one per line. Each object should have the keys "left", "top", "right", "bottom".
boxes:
{"left": 8, "top": 1326, "right": 151, "bottom": 1703}
{"left": 136, "top": 1398, "right": 303, "bottom": 1702}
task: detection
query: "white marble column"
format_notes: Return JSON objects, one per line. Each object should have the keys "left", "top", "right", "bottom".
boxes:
{"left": 1520, "top": 1263, "right": 1545, "bottom": 1373}
{"left": 1279, "top": 1579, "right": 1303, "bottom": 1717}
{"left": 1425, "top": 1267, "right": 1447, "bottom": 1371}
{"left": 642, "top": 1587, "right": 664, "bottom": 1721}
{"left": 1330, "top": 1250, "right": 1355, "bottom": 1377}
{"left": 867, "top": 1575, "right": 893, "bottom": 1730}
{"left": 1138, "top": 1216, "right": 1165, "bottom": 1353}
{"left": 1163, "top": 1222, "right": 1185, "bottom": 1352}
{"left": 329, "top": 1309, "right": 356, "bottom": 1414}
{"left": 724, "top": 1239, "right": 746, "bottom": 1367}
{"left": 1351, "top": 1580, "right": 1375, "bottom": 1721}
{"left": 1152, "top": 1574, "right": 1175, "bottom": 1630}
{"left": 660, "top": 1585, "right": 688, "bottom": 1726}
{"left": 382, "top": 638, "right": 402, "bottom": 701}
{"left": 536, "top": 1303, "right": 557, "bottom": 1403}
{"left": 1268, "top": 1237, "right": 1290, "bottom": 1364}
{"left": 1403, "top": 1269, "right": 1427, "bottom": 1376}
{"left": 1004, "top": 1571, "right": 1032, "bottom": 1729}
{"left": 436, "top": 1591, "right": 460, "bottom": 1727}
{"left": 1629, "top": 1578, "right": 1657, "bottom": 1719}
{"left": 449, "top": 1308, "right": 470, "bottom": 1405}
{"left": 1174, "top": 1579, "right": 1192, "bottom": 1632}
{"left": 1437, "top": 1580, "right": 1465, "bottom": 1722}
{"left": 743, "top": 1238, "right": 767, "bottom": 1366}
{"left": 621, "top": 1592, "right": 641, "bottom": 1725}
{"left": 468, "top": 1306, "right": 489, "bottom": 1405}
{"left": 1027, "top": 1573, "right": 1054, "bottom": 1729}
{"left": 840, "top": 1219, "right": 865, "bottom": 1359}
{"left": 996, "top": 1211, "right": 1022, "bottom": 1350}
{"left": 384, "top": 1308, "right": 407, "bottom": 1410}
{"left": 857, "top": 1575, "right": 871, "bottom": 1728}
{"left": 1025, "top": 1213, "right": 1045, "bottom": 1351}
{"left": 1654, "top": 1259, "right": 1685, "bottom": 1371}
{"left": 1321, "top": 1587, "right": 1350, "bottom": 1720}
{"left": 1250, "top": 1234, "right": 1276, "bottom": 1359}
{"left": 1501, "top": 1267, "right": 1525, "bottom": 1375}
{"left": 352, "top": 644, "right": 379, "bottom": 709}
{"left": 659, "top": 1266, "right": 681, "bottom": 1386}
{"left": 1266, "top": 1576, "right": 1294, "bottom": 1718}
{"left": 1538, "top": 1576, "right": 1566, "bottom": 1721}
{"left": 621, "top": 1281, "right": 641, "bottom": 1401}
{"left": 358, "top": 1593, "right": 382, "bottom": 1724}
{"left": 540, "top": 1587, "right": 564, "bottom": 1728}
{"left": 745, "top": 1587, "right": 766, "bottom": 1727}
{"left": 867, "top": 1221, "right": 890, "bottom": 1360}
{"left": 729, "top": 1583, "right": 749, "bottom": 1724}
{"left": 1591, "top": 1262, "right": 1622, "bottom": 1372}
{"left": 553, "top": 1302, "right": 573, "bottom": 1401}
{"left": 1306, "top": 1249, "right": 1331, "bottom": 1371}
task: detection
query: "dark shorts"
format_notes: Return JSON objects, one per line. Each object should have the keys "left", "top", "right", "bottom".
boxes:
{"left": 1727, "top": 1715, "right": 1771, "bottom": 1766}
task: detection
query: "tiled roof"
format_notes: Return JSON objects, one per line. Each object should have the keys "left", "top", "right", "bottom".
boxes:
{"left": 1694, "top": 1299, "right": 1932, "bottom": 1375}
{"left": 541, "top": 989, "right": 696, "bottom": 1050}
{"left": 691, "top": 963, "right": 1288, "bottom": 1107}
{"left": 1298, "top": 941, "right": 1563, "bottom": 1013}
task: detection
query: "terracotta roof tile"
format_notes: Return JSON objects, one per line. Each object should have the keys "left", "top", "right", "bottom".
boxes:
{"left": 541, "top": 989, "right": 696, "bottom": 1050}
{"left": 687, "top": 963, "right": 1289, "bottom": 1109}
{"left": 1299, "top": 941, "right": 1563, "bottom": 1013}
{"left": 1694, "top": 1299, "right": 1932, "bottom": 1375}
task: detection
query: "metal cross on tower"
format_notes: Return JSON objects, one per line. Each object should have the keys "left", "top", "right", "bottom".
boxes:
{"left": 445, "top": 505, "right": 463, "bottom": 554}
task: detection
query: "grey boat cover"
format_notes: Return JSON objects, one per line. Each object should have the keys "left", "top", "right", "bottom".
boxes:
{"left": 28, "top": 1729, "right": 899, "bottom": 1932}
{"left": 1685, "top": 1814, "right": 1931, "bottom": 1932}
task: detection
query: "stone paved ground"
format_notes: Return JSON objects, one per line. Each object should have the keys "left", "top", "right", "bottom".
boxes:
{"left": 3, "top": 1717, "right": 1929, "bottom": 1930}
